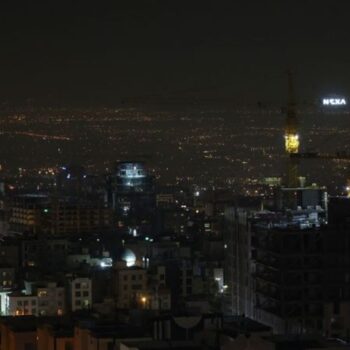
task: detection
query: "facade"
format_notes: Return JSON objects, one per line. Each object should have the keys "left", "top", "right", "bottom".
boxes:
{"left": 8, "top": 193, "right": 113, "bottom": 235}
{"left": 49, "top": 200, "right": 113, "bottom": 235}
{"left": 224, "top": 196, "right": 350, "bottom": 337}
{"left": 0, "top": 318, "right": 37, "bottom": 350}
{"left": 107, "top": 162, "right": 155, "bottom": 234}
{"left": 73, "top": 323, "right": 151, "bottom": 350}
{"left": 0, "top": 243, "right": 19, "bottom": 270}
{"left": 69, "top": 277, "right": 92, "bottom": 312}
{"left": 25, "top": 281, "right": 65, "bottom": 316}
{"left": 37, "top": 324, "right": 74, "bottom": 350}
{"left": 5, "top": 292, "right": 38, "bottom": 316}
{"left": 22, "top": 237, "right": 69, "bottom": 269}
{"left": 0, "top": 267, "right": 15, "bottom": 290}
{"left": 8, "top": 194, "right": 49, "bottom": 233}
{"left": 4, "top": 281, "right": 65, "bottom": 316}
{"left": 113, "top": 262, "right": 147, "bottom": 309}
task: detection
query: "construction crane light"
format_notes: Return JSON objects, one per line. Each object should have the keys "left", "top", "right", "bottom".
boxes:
{"left": 285, "top": 134, "right": 300, "bottom": 154}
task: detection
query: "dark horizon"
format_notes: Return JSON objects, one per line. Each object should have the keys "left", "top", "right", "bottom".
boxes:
{"left": 1, "top": 1, "right": 350, "bottom": 106}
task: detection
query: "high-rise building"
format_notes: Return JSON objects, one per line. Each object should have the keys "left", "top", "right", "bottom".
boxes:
{"left": 107, "top": 162, "right": 155, "bottom": 234}
{"left": 224, "top": 191, "right": 350, "bottom": 337}
{"left": 8, "top": 194, "right": 113, "bottom": 236}
{"left": 8, "top": 194, "right": 49, "bottom": 234}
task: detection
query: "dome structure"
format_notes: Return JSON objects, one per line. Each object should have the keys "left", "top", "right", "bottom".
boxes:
{"left": 120, "top": 248, "right": 136, "bottom": 267}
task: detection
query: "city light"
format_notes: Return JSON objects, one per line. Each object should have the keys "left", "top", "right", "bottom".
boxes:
{"left": 2, "top": 4, "right": 350, "bottom": 341}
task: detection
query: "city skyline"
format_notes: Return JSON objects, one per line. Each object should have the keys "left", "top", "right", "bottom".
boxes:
{"left": 0, "top": 2, "right": 350, "bottom": 348}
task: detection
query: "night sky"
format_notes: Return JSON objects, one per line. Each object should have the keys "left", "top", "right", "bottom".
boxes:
{"left": 1, "top": 1, "right": 350, "bottom": 106}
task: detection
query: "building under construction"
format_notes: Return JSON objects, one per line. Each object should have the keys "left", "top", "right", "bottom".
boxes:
{"left": 224, "top": 195, "right": 350, "bottom": 337}
{"left": 251, "top": 204, "right": 349, "bottom": 335}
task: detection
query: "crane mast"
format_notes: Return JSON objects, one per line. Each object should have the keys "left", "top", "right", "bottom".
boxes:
{"left": 285, "top": 71, "right": 300, "bottom": 187}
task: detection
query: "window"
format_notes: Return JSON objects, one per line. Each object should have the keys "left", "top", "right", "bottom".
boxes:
{"left": 75, "top": 283, "right": 81, "bottom": 289}
{"left": 75, "top": 300, "right": 81, "bottom": 306}
{"left": 123, "top": 275, "right": 128, "bottom": 281}
{"left": 17, "top": 301, "right": 22, "bottom": 306}
{"left": 132, "top": 275, "right": 136, "bottom": 281}
{"left": 83, "top": 291, "right": 89, "bottom": 297}
{"left": 75, "top": 291, "right": 81, "bottom": 297}
{"left": 31, "top": 300, "right": 36, "bottom": 305}
{"left": 23, "top": 300, "right": 29, "bottom": 306}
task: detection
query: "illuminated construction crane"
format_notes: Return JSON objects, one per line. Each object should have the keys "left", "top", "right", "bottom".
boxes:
{"left": 282, "top": 72, "right": 350, "bottom": 197}
{"left": 284, "top": 71, "right": 300, "bottom": 187}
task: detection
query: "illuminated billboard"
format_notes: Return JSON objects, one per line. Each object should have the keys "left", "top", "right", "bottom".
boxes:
{"left": 322, "top": 98, "right": 347, "bottom": 106}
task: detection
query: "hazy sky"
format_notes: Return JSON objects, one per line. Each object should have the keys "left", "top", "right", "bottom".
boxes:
{"left": 1, "top": 1, "right": 350, "bottom": 105}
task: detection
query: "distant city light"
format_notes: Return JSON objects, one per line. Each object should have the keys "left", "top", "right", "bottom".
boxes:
{"left": 322, "top": 98, "right": 346, "bottom": 106}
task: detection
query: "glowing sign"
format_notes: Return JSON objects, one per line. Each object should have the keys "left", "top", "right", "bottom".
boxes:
{"left": 322, "top": 98, "right": 346, "bottom": 106}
